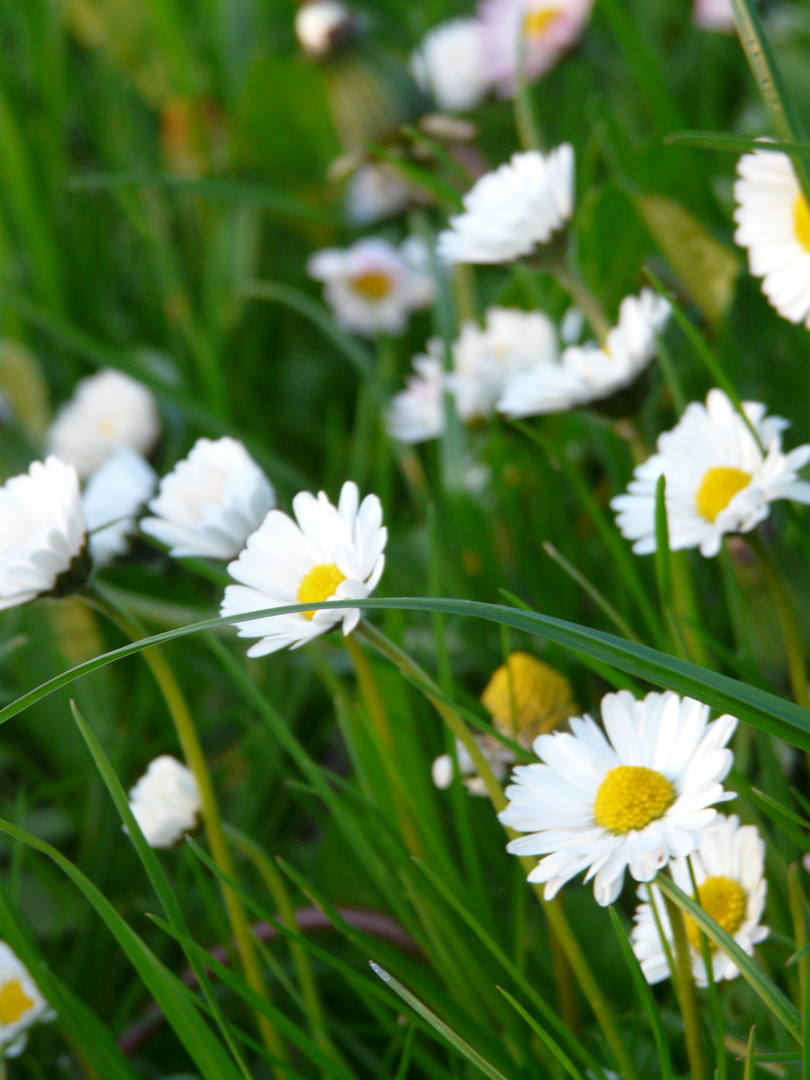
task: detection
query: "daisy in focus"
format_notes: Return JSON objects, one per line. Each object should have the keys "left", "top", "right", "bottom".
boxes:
{"left": 307, "top": 237, "right": 435, "bottom": 336}
{"left": 141, "top": 437, "right": 275, "bottom": 560}
{"left": 498, "top": 689, "right": 737, "bottom": 905}
{"left": 478, "top": 0, "right": 595, "bottom": 97}
{"left": 611, "top": 388, "right": 810, "bottom": 557}
{"left": 48, "top": 368, "right": 160, "bottom": 478}
{"left": 437, "top": 146, "right": 574, "bottom": 264}
{"left": 433, "top": 652, "right": 576, "bottom": 795}
{"left": 0, "top": 942, "right": 53, "bottom": 1057}
{"left": 0, "top": 456, "right": 88, "bottom": 610}
{"left": 221, "top": 480, "right": 386, "bottom": 656}
{"left": 734, "top": 147, "right": 810, "bottom": 328}
{"left": 127, "top": 755, "right": 202, "bottom": 848}
{"left": 497, "top": 288, "right": 670, "bottom": 416}
{"left": 631, "top": 814, "right": 768, "bottom": 986}
{"left": 410, "top": 19, "right": 491, "bottom": 112}
{"left": 82, "top": 446, "right": 157, "bottom": 567}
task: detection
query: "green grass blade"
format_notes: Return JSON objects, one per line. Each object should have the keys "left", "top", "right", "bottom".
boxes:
{"left": 496, "top": 985, "right": 586, "bottom": 1080}
{"left": 665, "top": 131, "right": 810, "bottom": 158}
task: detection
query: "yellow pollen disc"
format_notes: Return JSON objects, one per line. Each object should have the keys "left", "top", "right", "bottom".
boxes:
{"left": 694, "top": 466, "right": 752, "bottom": 523}
{"left": 296, "top": 563, "right": 346, "bottom": 620}
{"left": 593, "top": 765, "right": 675, "bottom": 834}
{"left": 0, "top": 979, "right": 34, "bottom": 1025}
{"left": 523, "top": 7, "right": 561, "bottom": 38}
{"left": 685, "top": 875, "right": 748, "bottom": 950}
{"left": 98, "top": 419, "right": 116, "bottom": 438}
{"left": 481, "top": 652, "right": 576, "bottom": 742}
{"left": 350, "top": 270, "right": 393, "bottom": 300}
{"left": 793, "top": 194, "right": 810, "bottom": 254}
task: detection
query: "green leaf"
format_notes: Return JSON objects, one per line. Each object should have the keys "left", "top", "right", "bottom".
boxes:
{"left": 496, "top": 986, "right": 586, "bottom": 1080}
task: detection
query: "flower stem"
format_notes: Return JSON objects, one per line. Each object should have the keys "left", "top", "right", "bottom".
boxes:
{"left": 84, "top": 589, "right": 286, "bottom": 1069}
{"left": 661, "top": 877, "right": 708, "bottom": 1080}
{"left": 550, "top": 262, "right": 612, "bottom": 344}
{"left": 355, "top": 620, "right": 637, "bottom": 1080}
{"left": 749, "top": 533, "right": 810, "bottom": 709}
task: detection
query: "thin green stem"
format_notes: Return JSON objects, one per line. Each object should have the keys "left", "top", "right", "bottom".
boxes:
{"left": 662, "top": 879, "right": 708, "bottom": 1080}
{"left": 549, "top": 263, "right": 611, "bottom": 344}
{"left": 749, "top": 533, "right": 810, "bottom": 709}
{"left": 687, "top": 857, "right": 726, "bottom": 1080}
{"left": 84, "top": 589, "right": 286, "bottom": 1069}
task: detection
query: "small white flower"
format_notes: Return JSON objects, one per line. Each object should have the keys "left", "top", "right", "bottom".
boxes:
{"left": 47, "top": 368, "right": 160, "bottom": 478}
{"left": 307, "top": 237, "right": 435, "bottom": 337}
{"left": 128, "top": 755, "right": 201, "bottom": 848}
{"left": 221, "top": 481, "right": 386, "bottom": 656}
{"left": 0, "top": 457, "right": 87, "bottom": 610}
{"left": 0, "top": 942, "right": 53, "bottom": 1057}
{"left": 387, "top": 346, "right": 447, "bottom": 444}
{"left": 693, "top": 0, "right": 735, "bottom": 31}
{"left": 437, "top": 146, "right": 574, "bottom": 264}
{"left": 499, "top": 689, "right": 737, "bottom": 905}
{"left": 478, "top": 0, "right": 594, "bottom": 98}
{"left": 411, "top": 19, "right": 491, "bottom": 112}
{"left": 346, "top": 163, "right": 412, "bottom": 224}
{"left": 295, "top": 0, "right": 353, "bottom": 57}
{"left": 141, "top": 437, "right": 275, "bottom": 560}
{"left": 498, "top": 289, "right": 670, "bottom": 416}
{"left": 631, "top": 815, "right": 768, "bottom": 986}
{"left": 433, "top": 737, "right": 515, "bottom": 796}
{"left": 82, "top": 446, "right": 157, "bottom": 567}
{"left": 734, "top": 148, "right": 810, "bottom": 327}
{"left": 611, "top": 388, "right": 810, "bottom": 557}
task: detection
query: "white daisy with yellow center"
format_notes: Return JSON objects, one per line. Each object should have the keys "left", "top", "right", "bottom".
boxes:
{"left": 631, "top": 814, "right": 768, "bottom": 986}
{"left": 437, "top": 146, "right": 574, "bottom": 265}
{"left": 307, "top": 237, "right": 435, "bottom": 337}
{"left": 0, "top": 941, "right": 53, "bottom": 1057}
{"left": 48, "top": 368, "right": 160, "bottom": 478}
{"left": 734, "top": 147, "right": 810, "bottom": 328}
{"left": 221, "top": 480, "right": 386, "bottom": 655}
{"left": 498, "top": 689, "right": 737, "bottom": 906}
{"left": 477, "top": 0, "right": 594, "bottom": 98}
{"left": 611, "top": 388, "right": 810, "bottom": 557}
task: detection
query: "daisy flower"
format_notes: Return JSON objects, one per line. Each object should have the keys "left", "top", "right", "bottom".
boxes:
{"left": 307, "top": 237, "right": 435, "bottom": 337}
{"left": 387, "top": 346, "right": 447, "bottom": 444}
{"left": 295, "top": 0, "right": 354, "bottom": 57}
{"left": 631, "top": 814, "right": 768, "bottom": 986}
{"left": 734, "top": 147, "right": 810, "bottom": 327}
{"left": 693, "top": 0, "right": 735, "bottom": 31}
{"left": 411, "top": 19, "right": 491, "bottom": 113}
{"left": 611, "top": 388, "right": 810, "bottom": 557}
{"left": 0, "top": 457, "right": 88, "bottom": 610}
{"left": 0, "top": 942, "right": 54, "bottom": 1057}
{"left": 48, "top": 368, "right": 160, "bottom": 478}
{"left": 437, "top": 146, "right": 574, "bottom": 264}
{"left": 345, "top": 163, "right": 413, "bottom": 224}
{"left": 128, "top": 755, "right": 201, "bottom": 848}
{"left": 221, "top": 480, "right": 386, "bottom": 656}
{"left": 498, "top": 689, "right": 737, "bottom": 906}
{"left": 141, "top": 437, "right": 275, "bottom": 560}
{"left": 478, "top": 0, "right": 594, "bottom": 98}
{"left": 497, "top": 288, "right": 670, "bottom": 416}
{"left": 433, "top": 735, "right": 516, "bottom": 796}
{"left": 82, "top": 446, "right": 157, "bottom": 567}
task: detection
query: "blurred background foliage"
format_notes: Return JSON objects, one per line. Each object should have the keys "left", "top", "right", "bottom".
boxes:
{"left": 2, "top": 0, "right": 810, "bottom": 1075}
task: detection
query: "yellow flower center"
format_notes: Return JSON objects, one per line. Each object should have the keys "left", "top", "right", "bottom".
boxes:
{"left": 685, "top": 875, "right": 748, "bottom": 950}
{"left": 793, "top": 193, "right": 810, "bottom": 254}
{"left": 296, "top": 563, "right": 346, "bottom": 619}
{"left": 98, "top": 419, "right": 116, "bottom": 438}
{"left": 694, "top": 466, "right": 752, "bottom": 523}
{"left": 523, "top": 6, "right": 561, "bottom": 39}
{"left": 0, "top": 979, "right": 34, "bottom": 1025}
{"left": 481, "top": 652, "right": 576, "bottom": 742}
{"left": 593, "top": 765, "right": 675, "bottom": 834}
{"left": 350, "top": 270, "right": 393, "bottom": 300}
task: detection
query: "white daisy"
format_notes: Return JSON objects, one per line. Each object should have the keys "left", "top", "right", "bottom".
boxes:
{"left": 498, "top": 289, "right": 670, "bottom": 416}
{"left": 346, "top": 163, "right": 412, "bottom": 224}
{"left": 127, "top": 755, "right": 201, "bottom": 849}
{"left": 610, "top": 388, "right": 810, "bottom": 557}
{"left": 47, "top": 368, "right": 160, "bottom": 478}
{"left": 498, "top": 689, "right": 737, "bottom": 906}
{"left": 410, "top": 19, "right": 491, "bottom": 113}
{"left": 221, "top": 480, "right": 386, "bottom": 656}
{"left": 307, "top": 237, "right": 435, "bottom": 337}
{"left": 631, "top": 814, "right": 768, "bottom": 986}
{"left": 478, "top": 0, "right": 594, "bottom": 98}
{"left": 433, "top": 736, "right": 516, "bottom": 796}
{"left": 437, "top": 146, "right": 575, "bottom": 264}
{"left": 141, "top": 437, "right": 275, "bottom": 560}
{"left": 387, "top": 346, "right": 447, "bottom": 444}
{"left": 295, "top": 0, "right": 353, "bottom": 57}
{"left": 82, "top": 446, "right": 157, "bottom": 567}
{"left": 693, "top": 0, "right": 735, "bottom": 31}
{"left": 734, "top": 148, "right": 810, "bottom": 327}
{"left": 0, "top": 456, "right": 88, "bottom": 610}
{"left": 0, "top": 942, "right": 53, "bottom": 1058}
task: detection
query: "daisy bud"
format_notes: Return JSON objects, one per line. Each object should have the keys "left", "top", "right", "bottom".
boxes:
{"left": 127, "top": 756, "right": 201, "bottom": 849}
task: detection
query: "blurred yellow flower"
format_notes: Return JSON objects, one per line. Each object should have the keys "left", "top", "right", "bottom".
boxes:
{"left": 481, "top": 651, "right": 576, "bottom": 742}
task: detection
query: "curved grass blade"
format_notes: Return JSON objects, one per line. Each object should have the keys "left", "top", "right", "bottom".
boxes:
{"left": 666, "top": 131, "right": 810, "bottom": 158}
